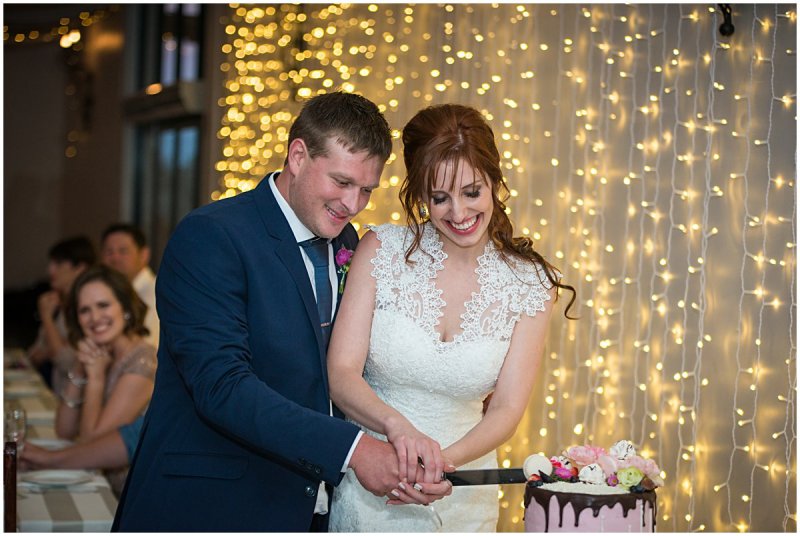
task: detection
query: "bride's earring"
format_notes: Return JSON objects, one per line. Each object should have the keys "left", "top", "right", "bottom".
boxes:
{"left": 418, "top": 202, "right": 430, "bottom": 222}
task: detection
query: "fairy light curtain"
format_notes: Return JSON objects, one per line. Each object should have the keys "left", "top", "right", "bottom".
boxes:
{"left": 214, "top": 4, "right": 796, "bottom": 532}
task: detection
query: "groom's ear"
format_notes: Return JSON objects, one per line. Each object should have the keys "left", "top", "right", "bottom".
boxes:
{"left": 286, "top": 138, "right": 308, "bottom": 175}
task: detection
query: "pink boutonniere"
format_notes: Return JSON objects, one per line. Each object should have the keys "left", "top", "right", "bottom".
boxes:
{"left": 335, "top": 246, "right": 354, "bottom": 294}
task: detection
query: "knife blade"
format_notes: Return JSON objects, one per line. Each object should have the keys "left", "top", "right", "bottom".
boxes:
{"left": 445, "top": 468, "right": 527, "bottom": 486}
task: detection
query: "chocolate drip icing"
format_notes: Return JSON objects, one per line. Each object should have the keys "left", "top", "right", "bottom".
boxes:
{"left": 524, "top": 485, "right": 657, "bottom": 532}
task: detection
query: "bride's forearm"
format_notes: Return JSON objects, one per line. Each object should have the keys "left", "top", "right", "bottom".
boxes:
{"left": 442, "top": 407, "right": 519, "bottom": 468}
{"left": 329, "top": 370, "right": 409, "bottom": 436}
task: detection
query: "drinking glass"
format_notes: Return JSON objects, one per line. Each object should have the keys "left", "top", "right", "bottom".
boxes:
{"left": 5, "top": 408, "right": 27, "bottom": 453}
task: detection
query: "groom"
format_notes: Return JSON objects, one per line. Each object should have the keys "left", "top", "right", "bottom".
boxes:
{"left": 112, "top": 92, "right": 451, "bottom": 531}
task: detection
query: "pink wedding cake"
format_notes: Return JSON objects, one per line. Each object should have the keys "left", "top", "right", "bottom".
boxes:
{"left": 522, "top": 440, "right": 662, "bottom": 532}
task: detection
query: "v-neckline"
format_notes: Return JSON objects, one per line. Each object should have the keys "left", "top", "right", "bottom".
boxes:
{"left": 423, "top": 224, "right": 494, "bottom": 345}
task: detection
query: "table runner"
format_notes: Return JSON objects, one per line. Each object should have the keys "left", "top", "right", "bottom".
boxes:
{"left": 5, "top": 347, "right": 119, "bottom": 531}
{"left": 17, "top": 475, "right": 117, "bottom": 532}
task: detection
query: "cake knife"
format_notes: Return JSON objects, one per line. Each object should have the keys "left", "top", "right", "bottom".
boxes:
{"left": 445, "top": 468, "right": 528, "bottom": 486}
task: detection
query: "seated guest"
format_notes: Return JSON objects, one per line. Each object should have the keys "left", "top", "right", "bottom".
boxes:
{"left": 55, "top": 265, "right": 156, "bottom": 493}
{"left": 27, "top": 236, "right": 96, "bottom": 394}
{"left": 100, "top": 223, "right": 160, "bottom": 347}
{"left": 20, "top": 414, "right": 143, "bottom": 472}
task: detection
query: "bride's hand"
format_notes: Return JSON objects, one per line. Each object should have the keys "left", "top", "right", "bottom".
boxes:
{"left": 385, "top": 417, "right": 445, "bottom": 484}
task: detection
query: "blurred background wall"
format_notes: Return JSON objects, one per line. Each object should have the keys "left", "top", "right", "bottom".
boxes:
{"left": 4, "top": 5, "right": 221, "bottom": 345}
{"left": 3, "top": 4, "right": 796, "bottom": 532}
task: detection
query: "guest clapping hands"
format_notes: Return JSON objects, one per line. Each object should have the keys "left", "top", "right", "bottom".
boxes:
{"left": 76, "top": 339, "right": 114, "bottom": 384}
{"left": 55, "top": 265, "right": 156, "bottom": 443}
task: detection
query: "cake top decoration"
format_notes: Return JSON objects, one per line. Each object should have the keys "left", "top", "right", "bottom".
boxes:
{"left": 526, "top": 439, "right": 664, "bottom": 492}
{"left": 578, "top": 463, "right": 605, "bottom": 485}
{"left": 522, "top": 454, "right": 553, "bottom": 480}
{"left": 609, "top": 439, "right": 636, "bottom": 461}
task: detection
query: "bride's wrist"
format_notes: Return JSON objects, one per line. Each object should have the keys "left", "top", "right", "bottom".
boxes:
{"left": 382, "top": 413, "right": 410, "bottom": 438}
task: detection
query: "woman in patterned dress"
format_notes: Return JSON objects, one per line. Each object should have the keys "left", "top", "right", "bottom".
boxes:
{"left": 55, "top": 265, "right": 156, "bottom": 444}
{"left": 328, "top": 104, "right": 576, "bottom": 531}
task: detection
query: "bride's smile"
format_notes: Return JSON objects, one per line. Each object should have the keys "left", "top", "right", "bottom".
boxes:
{"left": 426, "top": 158, "right": 493, "bottom": 254}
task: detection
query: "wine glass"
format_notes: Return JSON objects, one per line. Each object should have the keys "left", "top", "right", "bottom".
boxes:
{"left": 5, "top": 408, "right": 27, "bottom": 453}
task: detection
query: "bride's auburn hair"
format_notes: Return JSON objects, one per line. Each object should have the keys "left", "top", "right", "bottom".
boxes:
{"left": 399, "top": 104, "right": 577, "bottom": 318}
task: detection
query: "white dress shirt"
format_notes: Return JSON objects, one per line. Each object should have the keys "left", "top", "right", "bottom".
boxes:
{"left": 133, "top": 266, "right": 159, "bottom": 348}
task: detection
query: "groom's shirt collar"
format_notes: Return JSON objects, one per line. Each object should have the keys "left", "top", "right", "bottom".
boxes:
{"left": 268, "top": 171, "right": 320, "bottom": 244}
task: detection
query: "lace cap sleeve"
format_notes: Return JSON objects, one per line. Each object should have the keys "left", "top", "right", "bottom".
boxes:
{"left": 367, "top": 224, "right": 431, "bottom": 314}
{"left": 367, "top": 223, "right": 407, "bottom": 281}
{"left": 505, "top": 257, "right": 556, "bottom": 318}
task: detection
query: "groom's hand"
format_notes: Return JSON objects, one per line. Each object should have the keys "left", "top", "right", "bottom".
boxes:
{"left": 348, "top": 435, "right": 401, "bottom": 496}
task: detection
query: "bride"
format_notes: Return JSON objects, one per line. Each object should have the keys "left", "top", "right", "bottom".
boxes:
{"left": 327, "top": 104, "right": 576, "bottom": 531}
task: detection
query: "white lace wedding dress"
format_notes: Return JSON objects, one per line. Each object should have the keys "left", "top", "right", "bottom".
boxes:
{"left": 329, "top": 223, "right": 553, "bottom": 532}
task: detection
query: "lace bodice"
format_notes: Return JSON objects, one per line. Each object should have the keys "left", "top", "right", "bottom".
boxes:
{"left": 330, "top": 223, "right": 553, "bottom": 532}
{"left": 371, "top": 222, "right": 552, "bottom": 344}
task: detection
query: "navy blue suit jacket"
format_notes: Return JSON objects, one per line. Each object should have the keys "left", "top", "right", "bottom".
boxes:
{"left": 112, "top": 176, "right": 361, "bottom": 531}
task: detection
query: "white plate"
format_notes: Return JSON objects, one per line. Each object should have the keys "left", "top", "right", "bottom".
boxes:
{"left": 21, "top": 470, "right": 93, "bottom": 487}
{"left": 27, "top": 438, "right": 72, "bottom": 450}
{"left": 4, "top": 385, "right": 40, "bottom": 398}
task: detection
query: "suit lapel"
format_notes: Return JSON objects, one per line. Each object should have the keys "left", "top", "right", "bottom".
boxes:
{"left": 253, "top": 176, "right": 327, "bottom": 359}
{"left": 253, "top": 175, "right": 362, "bottom": 398}
{"left": 274, "top": 242, "right": 326, "bottom": 348}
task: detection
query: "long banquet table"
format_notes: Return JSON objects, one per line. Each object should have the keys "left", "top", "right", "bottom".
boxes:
{"left": 4, "top": 348, "right": 118, "bottom": 532}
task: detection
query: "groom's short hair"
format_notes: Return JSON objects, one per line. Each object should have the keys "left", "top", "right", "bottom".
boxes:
{"left": 286, "top": 91, "right": 392, "bottom": 164}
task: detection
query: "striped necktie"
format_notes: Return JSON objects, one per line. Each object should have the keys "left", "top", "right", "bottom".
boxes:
{"left": 299, "top": 237, "right": 333, "bottom": 348}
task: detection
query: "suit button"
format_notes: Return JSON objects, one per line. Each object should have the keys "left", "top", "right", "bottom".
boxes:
{"left": 314, "top": 467, "right": 321, "bottom": 475}
{"left": 305, "top": 485, "right": 316, "bottom": 497}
